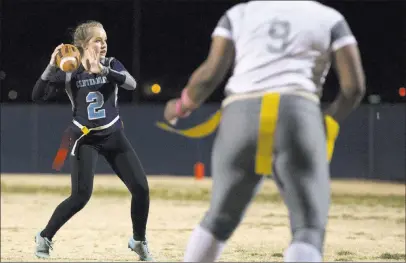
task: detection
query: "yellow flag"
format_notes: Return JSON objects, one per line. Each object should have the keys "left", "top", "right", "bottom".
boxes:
{"left": 155, "top": 110, "right": 222, "bottom": 139}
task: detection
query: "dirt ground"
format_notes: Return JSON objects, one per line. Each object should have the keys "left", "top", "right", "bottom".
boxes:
{"left": 1, "top": 174, "right": 405, "bottom": 262}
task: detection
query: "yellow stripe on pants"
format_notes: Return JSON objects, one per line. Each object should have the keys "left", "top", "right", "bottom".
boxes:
{"left": 324, "top": 115, "right": 340, "bottom": 162}
{"left": 255, "top": 93, "right": 280, "bottom": 176}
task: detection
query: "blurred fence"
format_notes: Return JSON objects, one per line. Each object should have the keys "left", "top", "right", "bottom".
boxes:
{"left": 1, "top": 103, "right": 405, "bottom": 182}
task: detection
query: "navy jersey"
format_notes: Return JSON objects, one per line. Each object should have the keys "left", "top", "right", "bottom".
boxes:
{"left": 33, "top": 57, "right": 136, "bottom": 129}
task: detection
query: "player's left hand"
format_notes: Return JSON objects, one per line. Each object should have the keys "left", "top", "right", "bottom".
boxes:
{"left": 84, "top": 46, "right": 103, "bottom": 74}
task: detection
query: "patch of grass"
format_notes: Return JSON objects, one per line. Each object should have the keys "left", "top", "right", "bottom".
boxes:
{"left": 272, "top": 253, "right": 283, "bottom": 258}
{"left": 331, "top": 193, "right": 405, "bottom": 208}
{"left": 337, "top": 250, "right": 355, "bottom": 256}
{"left": 1, "top": 183, "right": 405, "bottom": 207}
{"left": 341, "top": 214, "right": 390, "bottom": 221}
{"left": 1, "top": 227, "right": 19, "bottom": 232}
{"left": 336, "top": 257, "right": 353, "bottom": 261}
{"left": 352, "top": 231, "right": 375, "bottom": 240}
{"left": 264, "top": 213, "right": 286, "bottom": 218}
{"left": 175, "top": 228, "right": 193, "bottom": 233}
{"left": 396, "top": 217, "right": 405, "bottom": 224}
{"left": 246, "top": 222, "right": 286, "bottom": 229}
{"left": 379, "top": 253, "right": 405, "bottom": 260}
{"left": 256, "top": 222, "right": 274, "bottom": 228}
{"left": 331, "top": 214, "right": 396, "bottom": 221}
{"left": 1, "top": 184, "right": 131, "bottom": 197}
{"left": 270, "top": 222, "right": 286, "bottom": 227}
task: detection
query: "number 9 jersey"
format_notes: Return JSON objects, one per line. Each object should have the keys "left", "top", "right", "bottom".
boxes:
{"left": 212, "top": 1, "right": 357, "bottom": 98}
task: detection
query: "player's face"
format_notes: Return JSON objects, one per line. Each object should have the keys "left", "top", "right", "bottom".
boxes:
{"left": 86, "top": 27, "right": 108, "bottom": 58}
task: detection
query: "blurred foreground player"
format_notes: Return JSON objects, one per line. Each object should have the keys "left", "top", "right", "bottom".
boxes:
{"left": 164, "top": 1, "right": 365, "bottom": 262}
{"left": 32, "top": 21, "right": 153, "bottom": 261}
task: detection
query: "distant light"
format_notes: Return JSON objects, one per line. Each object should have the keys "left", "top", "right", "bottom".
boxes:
{"left": 8, "top": 90, "right": 18, "bottom": 100}
{"left": 151, "top": 84, "right": 161, "bottom": 94}
{"left": 399, "top": 87, "right": 405, "bottom": 97}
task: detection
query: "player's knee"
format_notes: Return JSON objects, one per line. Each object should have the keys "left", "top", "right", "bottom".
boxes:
{"left": 129, "top": 180, "right": 149, "bottom": 199}
{"left": 135, "top": 186, "right": 149, "bottom": 200}
{"left": 70, "top": 191, "right": 92, "bottom": 210}
{"left": 201, "top": 210, "right": 243, "bottom": 241}
{"left": 292, "top": 227, "right": 326, "bottom": 253}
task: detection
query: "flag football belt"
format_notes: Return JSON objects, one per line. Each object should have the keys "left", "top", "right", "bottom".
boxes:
{"left": 52, "top": 115, "right": 120, "bottom": 171}
{"left": 155, "top": 89, "right": 340, "bottom": 176}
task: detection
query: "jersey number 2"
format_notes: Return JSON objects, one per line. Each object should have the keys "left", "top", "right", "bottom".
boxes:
{"left": 86, "top": 91, "right": 106, "bottom": 120}
{"left": 268, "top": 19, "right": 291, "bottom": 53}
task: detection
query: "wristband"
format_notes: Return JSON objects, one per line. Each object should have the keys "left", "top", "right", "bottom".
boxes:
{"left": 175, "top": 99, "right": 190, "bottom": 117}
{"left": 181, "top": 89, "right": 199, "bottom": 110}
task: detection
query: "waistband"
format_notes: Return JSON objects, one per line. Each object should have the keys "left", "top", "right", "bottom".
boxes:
{"left": 52, "top": 115, "right": 121, "bottom": 171}
{"left": 221, "top": 86, "right": 320, "bottom": 108}
{"left": 70, "top": 115, "right": 120, "bottom": 156}
{"left": 72, "top": 115, "right": 121, "bottom": 135}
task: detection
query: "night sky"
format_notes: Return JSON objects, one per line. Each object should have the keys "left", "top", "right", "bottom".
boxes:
{"left": 1, "top": 0, "right": 404, "bottom": 103}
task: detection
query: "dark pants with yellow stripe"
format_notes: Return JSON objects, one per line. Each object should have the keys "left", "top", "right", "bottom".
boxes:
{"left": 200, "top": 92, "right": 334, "bottom": 254}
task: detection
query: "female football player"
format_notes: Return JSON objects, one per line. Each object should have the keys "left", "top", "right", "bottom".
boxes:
{"left": 32, "top": 21, "right": 153, "bottom": 261}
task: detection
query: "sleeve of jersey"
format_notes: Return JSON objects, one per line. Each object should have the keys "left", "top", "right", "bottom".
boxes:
{"left": 211, "top": 14, "right": 233, "bottom": 40}
{"left": 103, "top": 59, "right": 137, "bottom": 90}
{"left": 330, "top": 18, "right": 357, "bottom": 51}
{"left": 32, "top": 64, "right": 65, "bottom": 102}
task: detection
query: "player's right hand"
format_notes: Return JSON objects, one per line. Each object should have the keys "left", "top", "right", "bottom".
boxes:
{"left": 49, "top": 43, "right": 65, "bottom": 66}
{"left": 164, "top": 99, "right": 180, "bottom": 124}
{"left": 164, "top": 98, "right": 191, "bottom": 125}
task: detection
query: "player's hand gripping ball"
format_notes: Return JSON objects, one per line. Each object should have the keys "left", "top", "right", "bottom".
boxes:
{"left": 55, "top": 44, "right": 81, "bottom": 72}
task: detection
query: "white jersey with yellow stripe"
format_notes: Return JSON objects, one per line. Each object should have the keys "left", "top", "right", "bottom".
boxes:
{"left": 212, "top": 1, "right": 357, "bottom": 98}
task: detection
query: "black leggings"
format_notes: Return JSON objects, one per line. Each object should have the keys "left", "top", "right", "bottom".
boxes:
{"left": 41, "top": 129, "right": 150, "bottom": 241}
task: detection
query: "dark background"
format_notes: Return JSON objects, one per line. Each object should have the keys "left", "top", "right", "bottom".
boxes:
{"left": 0, "top": 0, "right": 405, "bottom": 104}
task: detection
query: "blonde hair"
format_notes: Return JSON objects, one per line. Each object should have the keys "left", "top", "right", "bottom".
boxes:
{"left": 72, "top": 20, "right": 103, "bottom": 54}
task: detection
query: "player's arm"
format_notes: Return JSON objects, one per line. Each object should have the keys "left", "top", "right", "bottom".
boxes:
{"left": 183, "top": 36, "right": 234, "bottom": 106}
{"left": 100, "top": 58, "right": 137, "bottom": 90}
{"left": 174, "top": 14, "right": 235, "bottom": 117}
{"left": 325, "top": 18, "right": 366, "bottom": 122}
{"left": 32, "top": 65, "right": 65, "bottom": 102}
{"left": 32, "top": 44, "right": 66, "bottom": 102}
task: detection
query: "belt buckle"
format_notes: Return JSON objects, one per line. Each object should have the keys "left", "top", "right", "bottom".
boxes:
{"left": 81, "top": 126, "right": 90, "bottom": 135}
